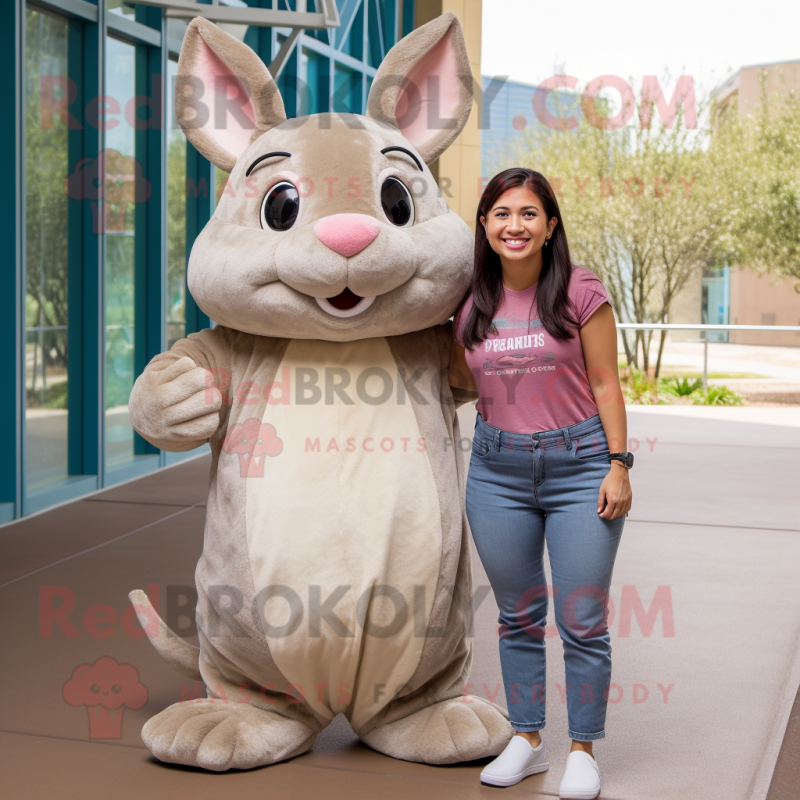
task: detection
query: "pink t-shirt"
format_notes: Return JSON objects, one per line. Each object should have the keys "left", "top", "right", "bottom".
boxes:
{"left": 453, "top": 265, "right": 612, "bottom": 434}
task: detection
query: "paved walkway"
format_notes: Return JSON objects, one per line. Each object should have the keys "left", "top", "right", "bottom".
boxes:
{"left": 1, "top": 406, "right": 798, "bottom": 799}
{"left": 640, "top": 340, "right": 800, "bottom": 383}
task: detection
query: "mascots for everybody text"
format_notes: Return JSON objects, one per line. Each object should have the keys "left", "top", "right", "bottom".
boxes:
{"left": 128, "top": 12, "right": 513, "bottom": 771}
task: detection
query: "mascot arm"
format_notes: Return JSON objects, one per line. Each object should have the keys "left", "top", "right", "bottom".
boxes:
{"left": 435, "top": 321, "right": 478, "bottom": 411}
{"left": 450, "top": 385, "right": 479, "bottom": 410}
{"left": 442, "top": 322, "right": 479, "bottom": 410}
{"left": 129, "top": 327, "right": 232, "bottom": 452}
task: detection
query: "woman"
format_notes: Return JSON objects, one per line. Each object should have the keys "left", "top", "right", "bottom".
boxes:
{"left": 449, "top": 168, "right": 633, "bottom": 798}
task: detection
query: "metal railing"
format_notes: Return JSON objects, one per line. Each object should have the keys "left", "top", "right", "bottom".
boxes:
{"left": 615, "top": 323, "right": 800, "bottom": 389}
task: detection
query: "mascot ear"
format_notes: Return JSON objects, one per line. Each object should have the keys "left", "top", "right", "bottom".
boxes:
{"left": 366, "top": 12, "right": 473, "bottom": 166}
{"left": 176, "top": 17, "right": 287, "bottom": 172}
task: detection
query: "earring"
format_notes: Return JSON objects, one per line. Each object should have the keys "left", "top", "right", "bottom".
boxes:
{"left": 544, "top": 238, "right": 549, "bottom": 247}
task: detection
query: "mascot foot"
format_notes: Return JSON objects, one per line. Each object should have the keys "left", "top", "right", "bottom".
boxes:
{"left": 360, "top": 696, "right": 514, "bottom": 764}
{"left": 142, "top": 699, "right": 318, "bottom": 771}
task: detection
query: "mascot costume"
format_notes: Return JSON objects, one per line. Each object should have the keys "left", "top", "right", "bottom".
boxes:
{"left": 127, "top": 12, "right": 513, "bottom": 771}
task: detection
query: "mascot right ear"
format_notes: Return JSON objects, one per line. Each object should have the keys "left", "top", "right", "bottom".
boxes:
{"left": 175, "top": 17, "right": 287, "bottom": 172}
{"left": 366, "top": 12, "right": 473, "bottom": 166}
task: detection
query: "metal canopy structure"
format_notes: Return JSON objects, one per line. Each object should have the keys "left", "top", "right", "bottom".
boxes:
{"left": 132, "top": 0, "right": 340, "bottom": 27}
{"left": 131, "top": 0, "right": 341, "bottom": 77}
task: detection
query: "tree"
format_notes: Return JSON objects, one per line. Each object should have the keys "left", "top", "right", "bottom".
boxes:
{"left": 25, "top": 8, "right": 70, "bottom": 404}
{"left": 709, "top": 73, "right": 800, "bottom": 284}
{"left": 505, "top": 78, "right": 729, "bottom": 376}
{"left": 166, "top": 128, "right": 187, "bottom": 349}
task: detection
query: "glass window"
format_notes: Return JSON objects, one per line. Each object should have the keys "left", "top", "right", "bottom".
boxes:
{"left": 107, "top": 0, "right": 136, "bottom": 19}
{"left": 104, "top": 36, "right": 138, "bottom": 471}
{"left": 166, "top": 18, "right": 189, "bottom": 55}
{"left": 24, "top": 7, "right": 70, "bottom": 495}
{"left": 338, "top": 2, "right": 364, "bottom": 60}
{"left": 215, "top": 166, "right": 230, "bottom": 208}
{"left": 368, "top": 2, "right": 385, "bottom": 68}
{"left": 306, "top": 0, "right": 329, "bottom": 45}
{"left": 166, "top": 57, "right": 187, "bottom": 350}
{"left": 300, "top": 47, "right": 324, "bottom": 115}
{"left": 334, "top": 64, "right": 362, "bottom": 113}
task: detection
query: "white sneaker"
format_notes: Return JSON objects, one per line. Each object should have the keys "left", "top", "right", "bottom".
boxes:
{"left": 559, "top": 750, "right": 601, "bottom": 799}
{"left": 480, "top": 735, "right": 549, "bottom": 787}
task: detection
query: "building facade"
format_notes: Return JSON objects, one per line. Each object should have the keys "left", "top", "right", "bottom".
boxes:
{"left": 479, "top": 74, "right": 584, "bottom": 185}
{"left": 670, "top": 57, "right": 800, "bottom": 346}
{"left": 2, "top": 0, "right": 483, "bottom": 522}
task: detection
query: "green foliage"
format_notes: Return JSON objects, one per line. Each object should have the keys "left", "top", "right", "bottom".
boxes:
{"left": 166, "top": 130, "right": 187, "bottom": 346}
{"left": 105, "top": 327, "right": 134, "bottom": 409}
{"left": 659, "top": 370, "right": 768, "bottom": 379}
{"left": 661, "top": 376, "right": 703, "bottom": 396}
{"left": 508, "top": 71, "right": 800, "bottom": 371}
{"left": 691, "top": 385, "right": 745, "bottom": 406}
{"left": 509, "top": 81, "right": 729, "bottom": 375}
{"left": 709, "top": 78, "right": 800, "bottom": 281}
{"left": 622, "top": 369, "right": 746, "bottom": 406}
{"left": 25, "top": 9, "right": 69, "bottom": 366}
{"left": 622, "top": 367, "right": 672, "bottom": 405}
{"left": 26, "top": 379, "right": 68, "bottom": 410}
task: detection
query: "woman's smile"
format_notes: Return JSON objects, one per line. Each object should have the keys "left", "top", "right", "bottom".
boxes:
{"left": 502, "top": 237, "right": 531, "bottom": 250}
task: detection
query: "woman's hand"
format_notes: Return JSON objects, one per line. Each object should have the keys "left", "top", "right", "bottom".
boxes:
{"left": 598, "top": 461, "right": 632, "bottom": 520}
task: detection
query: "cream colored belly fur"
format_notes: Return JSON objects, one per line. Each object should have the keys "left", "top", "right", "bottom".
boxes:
{"left": 245, "top": 337, "right": 442, "bottom": 730}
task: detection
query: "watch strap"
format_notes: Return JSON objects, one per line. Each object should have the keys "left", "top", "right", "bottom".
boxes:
{"left": 609, "top": 452, "right": 633, "bottom": 468}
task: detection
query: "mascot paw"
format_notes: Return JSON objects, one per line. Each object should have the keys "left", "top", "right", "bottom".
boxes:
{"left": 142, "top": 699, "right": 317, "bottom": 771}
{"left": 360, "top": 696, "right": 513, "bottom": 764}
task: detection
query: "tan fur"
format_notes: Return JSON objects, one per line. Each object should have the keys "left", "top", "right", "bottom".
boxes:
{"left": 175, "top": 18, "right": 287, "bottom": 172}
{"left": 366, "top": 13, "right": 473, "bottom": 165}
{"left": 128, "top": 14, "right": 512, "bottom": 772}
{"left": 128, "top": 591, "right": 201, "bottom": 682}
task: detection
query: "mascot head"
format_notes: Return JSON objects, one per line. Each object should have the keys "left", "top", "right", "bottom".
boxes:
{"left": 176, "top": 13, "right": 475, "bottom": 341}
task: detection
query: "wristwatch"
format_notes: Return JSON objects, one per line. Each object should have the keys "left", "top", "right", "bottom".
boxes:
{"left": 609, "top": 452, "right": 634, "bottom": 469}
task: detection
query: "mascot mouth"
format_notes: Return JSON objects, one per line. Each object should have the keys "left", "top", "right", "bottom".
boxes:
{"left": 315, "top": 288, "right": 377, "bottom": 318}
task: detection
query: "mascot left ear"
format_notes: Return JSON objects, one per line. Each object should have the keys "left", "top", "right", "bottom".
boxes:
{"left": 366, "top": 12, "right": 474, "bottom": 166}
{"left": 176, "top": 17, "right": 287, "bottom": 173}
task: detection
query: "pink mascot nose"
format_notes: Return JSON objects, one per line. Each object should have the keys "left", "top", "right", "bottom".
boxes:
{"left": 314, "top": 213, "right": 380, "bottom": 257}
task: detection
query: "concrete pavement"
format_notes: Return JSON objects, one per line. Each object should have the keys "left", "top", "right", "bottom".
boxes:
{"left": 0, "top": 405, "right": 797, "bottom": 799}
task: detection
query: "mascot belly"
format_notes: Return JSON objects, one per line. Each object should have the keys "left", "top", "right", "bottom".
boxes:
{"left": 247, "top": 338, "right": 442, "bottom": 730}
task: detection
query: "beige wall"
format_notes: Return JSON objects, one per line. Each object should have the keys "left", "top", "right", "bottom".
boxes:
{"left": 667, "top": 268, "right": 800, "bottom": 346}
{"left": 728, "top": 267, "right": 800, "bottom": 346}
{"left": 716, "top": 59, "right": 800, "bottom": 117}
{"left": 669, "top": 271, "right": 703, "bottom": 325}
{"left": 415, "top": 0, "right": 483, "bottom": 232}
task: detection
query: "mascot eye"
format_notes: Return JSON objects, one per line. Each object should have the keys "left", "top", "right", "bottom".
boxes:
{"left": 260, "top": 181, "right": 299, "bottom": 231}
{"left": 380, "top": 177, "right": 414, "bottom": 227}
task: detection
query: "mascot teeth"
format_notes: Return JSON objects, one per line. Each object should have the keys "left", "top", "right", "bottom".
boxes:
{"left": 316, "top": 291, "right": 376, "bottom": 318}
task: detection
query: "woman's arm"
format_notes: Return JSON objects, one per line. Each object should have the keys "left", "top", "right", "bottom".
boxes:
{"left": 448, "top": 341, "right": 479, "bottom": 408}
{"left": 579, "top": 303, "right": 632, "bottom": 520}
{"left": 449, "top": 342, "right": 477, "bottom": 392}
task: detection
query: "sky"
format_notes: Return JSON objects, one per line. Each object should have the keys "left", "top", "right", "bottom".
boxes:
{"left": 481, "top": 0, "right": 800, "bottom": 99}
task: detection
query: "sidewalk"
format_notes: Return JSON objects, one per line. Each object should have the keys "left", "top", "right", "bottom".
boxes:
{"left": 642, "top": 340, "right": 800, "bottom": 383}
{"left": 0, "top": 405, "right": 798, "bottom": 799}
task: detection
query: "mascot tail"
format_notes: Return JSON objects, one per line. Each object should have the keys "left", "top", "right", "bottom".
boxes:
{"left": 128, "top": 589, "right": 202, "bottom": 682}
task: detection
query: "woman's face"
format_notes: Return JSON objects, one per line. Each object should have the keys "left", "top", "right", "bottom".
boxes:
{"left": 480, "top": 185, "right": 557, "bottom": 262}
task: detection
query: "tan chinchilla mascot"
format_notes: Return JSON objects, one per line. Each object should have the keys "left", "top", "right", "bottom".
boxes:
{"left": 127, "top": 12, "right": 513, "bottom": 771}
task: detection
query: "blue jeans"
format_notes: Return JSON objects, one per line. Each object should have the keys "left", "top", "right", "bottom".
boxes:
{"left": 466, "top": 412, "right": 625, "bottom": 741}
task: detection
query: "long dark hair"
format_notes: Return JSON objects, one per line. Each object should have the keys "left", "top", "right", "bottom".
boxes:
{"left": 456, "top": 168, "right": 579, "bottom": 349}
